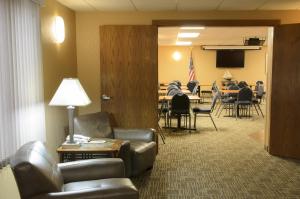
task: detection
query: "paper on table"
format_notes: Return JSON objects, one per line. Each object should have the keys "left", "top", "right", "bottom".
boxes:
{"left": 89, "top": 140, "right": 106, "bottom": 144}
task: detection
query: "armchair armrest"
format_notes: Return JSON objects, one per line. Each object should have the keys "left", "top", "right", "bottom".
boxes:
{"left": 31, "top": 179, "right": 138, "bottom": 199}
{"left": 113, "top": 128, "right": 156, "bottom": 142}
{"left": 57, "top": 158, "right": 125, "bottom": 183}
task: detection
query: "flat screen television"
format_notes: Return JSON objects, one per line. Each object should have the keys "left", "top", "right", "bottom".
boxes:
{"left": 216, "top": 50, "right": 245, "bottom": 68}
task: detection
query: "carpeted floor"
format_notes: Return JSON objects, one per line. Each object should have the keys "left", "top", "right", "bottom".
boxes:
{"left": 132, "top": 103, "right": 300, "bottom": 198}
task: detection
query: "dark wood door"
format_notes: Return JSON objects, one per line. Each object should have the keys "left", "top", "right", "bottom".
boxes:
{"left": 100, "top": 25, "right": 158, "bottom": 129}
{"left": 269, "top": 23, "right": 300, "bottom": 159}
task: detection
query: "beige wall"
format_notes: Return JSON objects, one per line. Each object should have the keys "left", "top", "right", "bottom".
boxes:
{"left": 158, "top": 46, "right": 267, "bottom": 87}
{"left": 0, "top": 1, "right": 77, "bottom": 199}
{"left": 76, "top": 10, "right": 300, "bottom": 114}
{"left": 41, "top": 0, "right": 77, "bottom": 159}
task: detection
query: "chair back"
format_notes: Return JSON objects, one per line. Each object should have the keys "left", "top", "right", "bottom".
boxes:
{"left": 169, "top": 80, "right": 181, "bottom": 89}
{"left": 187, "top": 80, "right": 199, "bottom": 94}
{"left": 211, "top": 92, "right": 219, "bottom": 111}
{"left": 74, "top": 112, "right": 114, "bottom": 138}
{"left": 238, "top": 87, "right": 253, "bottom": 102}
{"left": 167, "top": 84, "right": 179, "bottom": 91}
{"left": 238, "top": 81, "right": 248, "bottom": 89}
{"left": 167, "top": 88, "right": 182, "bottom": 96}
{"left": 171, "top": 93, "right": 190, "bottom": 115}
{"left": 211, "top": 81, "right": 217, "bottom": 92}
{"left": 10, "top": 141, "right": 63, "bottom": 199}
{"left": 255, "top": 81, "right": 264, "bottom": 98}
{"left": 227, "top": 84, "right": 240, "bottom": 98}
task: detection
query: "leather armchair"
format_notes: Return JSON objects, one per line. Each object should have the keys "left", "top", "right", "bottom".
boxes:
{"left": 74, "top": 112, "right": 157, "bottom": 177}
{"left": 10, "top": 141, "right": 138, "bottom": 199}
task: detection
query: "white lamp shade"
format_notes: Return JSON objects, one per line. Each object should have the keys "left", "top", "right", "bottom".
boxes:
{"left": 49, "top": 78, "right": 91, "bottom": 106}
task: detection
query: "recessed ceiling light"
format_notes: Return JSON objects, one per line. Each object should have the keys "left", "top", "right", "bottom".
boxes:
{"left": 178, "top": 32, "right": 200, "bottom": 38}
{"left": 180, "top": 26, "right": 205, "bottom": 30}
{"left": 176, "top": 41, "right": 192, "bottom": 46}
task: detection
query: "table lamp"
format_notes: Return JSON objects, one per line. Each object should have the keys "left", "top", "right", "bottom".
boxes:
{"left": 49, "top": 78, "right": 91, "bottom": 146}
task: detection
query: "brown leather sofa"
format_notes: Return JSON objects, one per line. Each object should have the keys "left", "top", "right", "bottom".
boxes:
{"left": 74, "top": 112, "right": 157, "bottom": 177}
{"left": 10, "top": 141, "right": 138, "bottom": 199}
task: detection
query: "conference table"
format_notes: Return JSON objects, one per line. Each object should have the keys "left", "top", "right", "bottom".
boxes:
{"left": 158, "top": 89, "right": 191, "bottom": 95}
{"left": 220, "top": 89, "right": 257, "bottom": 94}
{"left": 160, "top": 85, "right": 188, "bottom": 90}
{"left": 159, "top": 95, "right": 200, "bottom": 101}
{"left": 220, "top": 89, "right": 239, "bottom": 94}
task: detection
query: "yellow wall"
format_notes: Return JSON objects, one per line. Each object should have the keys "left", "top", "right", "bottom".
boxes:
{"left": 158, "top": 46, "right": 267, "bottom": 87}
{"left": 0, "top": 1, "right": 77, "bottom": 199}
{"left": 76, "top": 10, "right": 300, "bottom": 114}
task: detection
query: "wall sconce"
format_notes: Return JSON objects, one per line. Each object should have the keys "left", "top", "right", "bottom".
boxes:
{"left": 172, "top": 51, "right": 182, "bottom": 61}
{"left": 52, "top": 16, "right": 65, "bottom": 43}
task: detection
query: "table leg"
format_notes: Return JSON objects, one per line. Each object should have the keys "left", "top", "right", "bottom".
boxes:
{"left": 59, "top": 153, "right": 64, "bottom": 163}
{"left": 177, "top": 115, "right": 181, "bottom": 128}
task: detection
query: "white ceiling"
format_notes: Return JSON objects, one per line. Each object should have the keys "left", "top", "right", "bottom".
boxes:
{"left": 57, "top": 0, "right": 300, "bottom": 11}
{"left": 158, "top": 27, "right": 268, "bottom": 46}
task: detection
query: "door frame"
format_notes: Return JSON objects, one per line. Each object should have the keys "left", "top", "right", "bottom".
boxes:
{"left": 153, "top": 19, "right": 281, "bottom": 153}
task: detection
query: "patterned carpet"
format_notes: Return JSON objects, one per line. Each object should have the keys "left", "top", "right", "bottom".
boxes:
{"left": 132, "top": 103, "right": 300, "bottom": 198}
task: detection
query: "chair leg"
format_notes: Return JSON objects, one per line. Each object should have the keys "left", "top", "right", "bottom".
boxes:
{"left": 257, "top": 104, "right": 264, "bottom": 118}
{"left": 164, "top": 113, "right": 167, "bottom": 127}
{"left": 235, "top": 104, "right": 238, "bottom": 120}
{"left": 209, "top": 114, "right": 218, "bottom": 131}
{"left": 215, "top": 101, "right": 222, "bottom": 116}
{"left": 157, "top": 124, "right": 166, "bottom": 144}
{"left": 189, "top": 114, "right": 191, "bottom": 133}
{"left": 253, "top": 104, "right": 260, "bottom": 116}
{"left": 194, "top": 113, "right": 197, "bottom": 129}
{"left": 218, "top": 104, "right": 225, "bottom": 118}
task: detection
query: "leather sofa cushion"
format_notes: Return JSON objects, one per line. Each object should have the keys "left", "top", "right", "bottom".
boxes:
{"left": 63, "top": 178, "right": 138, "bottom": 198}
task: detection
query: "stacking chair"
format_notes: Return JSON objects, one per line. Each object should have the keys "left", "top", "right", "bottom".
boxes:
{"left": 169, "top": 80, "right": 181, "bottom": 89}
{"left": 235, "top": 87, "right": 253, "bottom": 119}
{"left": 201, "top": 81, "right": 215, "bottom": 103}
{"left": 167, "top": 88, "right": 182, "bottom": 96}
{"left": 252, "top": 82, "right": 265, "bottom": 117}
{"left": 192, "top": 93, "right": 218, "bottom": 131}
{"left": 167, "top": 84, "right": 180, "bottom": 92}
{"left": 216, "top": 84, "right": 239, "bottom": 117}
{"left": 187, "top": 80, "right": 199, "bottom": 95}
{"left": 238, "top": 81, "right": 248, "bottom": 89}
{"left": 157, "top": 110, "right": 166, "bottom": 144}
{"left": 169, "top": 93, "right": 191, "bottom": 130}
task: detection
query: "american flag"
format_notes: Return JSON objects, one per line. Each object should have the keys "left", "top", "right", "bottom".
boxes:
{"left": 188, "top": 53, "right": 196, "bottom": 81}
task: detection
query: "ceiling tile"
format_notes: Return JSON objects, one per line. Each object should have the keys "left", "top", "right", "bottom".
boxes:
{"left": 57, "top": 0, "right": 95, "bottom": 11}
{"left": 218, "top": 0, "right": 266, "bottom": 10}
{"left": 177, "top": 0, "right": 223, "bottom": 10}
{"left": 131, "top": 0, "right": 177, "bottom": 11}
{"left": 259, "top": 0, "right": 300, "bottom": 10}
{"left": 85, "top": 0, "right": 135, "bottom": 11}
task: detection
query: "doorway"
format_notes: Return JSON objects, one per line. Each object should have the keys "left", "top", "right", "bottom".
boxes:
{"left": 154, "top": 19, "right": 300, "bottom": 159}
{"left": 158, "top": 25, "right": 271, "bottom": 146}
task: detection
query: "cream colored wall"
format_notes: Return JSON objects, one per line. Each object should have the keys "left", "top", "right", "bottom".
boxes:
{"left": 76, "top": 10, "right": 300, "bottom": 114}
{"left": 158, "top": 46, "right": 267, "bottom": 87}
{"left": 0, "top": 167, "right": 20, "bottom": 199}
{"left": 0, "top": 1, "right": 77, "bottom": 199}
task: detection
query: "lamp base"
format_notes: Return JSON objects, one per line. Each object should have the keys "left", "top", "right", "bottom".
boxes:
{"left": 62, "top": 141, "right": 81, "bottom": 149}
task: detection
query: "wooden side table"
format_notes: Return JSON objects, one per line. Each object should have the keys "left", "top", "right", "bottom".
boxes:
{"left": 57, "top": 138, "right": 123, "bottom": 163}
